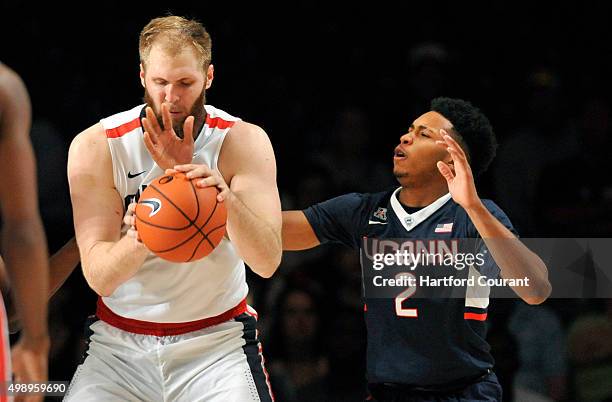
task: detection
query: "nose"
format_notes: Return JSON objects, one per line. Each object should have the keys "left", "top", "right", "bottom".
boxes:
{"left": 399, "top": 132, "right": 413, "bottom": 146}
{"left": 164, "top": 84, "right": 180, "bottom": 103}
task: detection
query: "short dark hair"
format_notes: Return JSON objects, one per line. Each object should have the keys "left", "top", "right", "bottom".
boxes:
{"left": 430, "top": 97, "right": 497, "bottom": 177}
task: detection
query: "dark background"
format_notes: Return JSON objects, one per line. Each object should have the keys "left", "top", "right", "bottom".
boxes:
{"left": 2, "top": 2, "right": 612, "bottom": 401}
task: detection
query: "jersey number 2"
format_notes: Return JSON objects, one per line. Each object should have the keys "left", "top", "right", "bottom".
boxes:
{"left": 395, "top": 272, "right": 418, "bottom": 318}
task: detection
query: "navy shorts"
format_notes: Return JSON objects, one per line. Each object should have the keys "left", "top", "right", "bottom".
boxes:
{"left": 368, "top": 372, "right": 502, "bottom": 402}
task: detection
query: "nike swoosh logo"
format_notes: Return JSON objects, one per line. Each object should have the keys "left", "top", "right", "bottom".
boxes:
{"left": 128, "top": 170, "right": 146, "bottom": 178}
{"left": 140, "top": 198, "right": 162, "bottom": 217}
{"left": 368, "top": 220, "right": 388, "bottom": 225}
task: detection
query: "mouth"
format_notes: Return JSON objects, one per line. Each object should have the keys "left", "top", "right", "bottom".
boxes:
{"left": 393, "top": 147, "right": 407, "bottom": 160}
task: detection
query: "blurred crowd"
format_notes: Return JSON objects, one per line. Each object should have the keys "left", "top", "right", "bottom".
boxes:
{"left": 2, "top": 2, "right": 612, "bottom": 401}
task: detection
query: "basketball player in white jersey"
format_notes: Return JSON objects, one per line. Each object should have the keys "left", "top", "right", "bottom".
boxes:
{"left": 0, "top": 62, "right": 49, "bottom": 402}
{"left": 66, "top": 16, "right": 281, "bottom": 402}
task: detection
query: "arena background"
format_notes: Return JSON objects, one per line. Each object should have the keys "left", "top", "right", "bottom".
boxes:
{"left": 1, "top": 2, "right": 611, "bottom": 401}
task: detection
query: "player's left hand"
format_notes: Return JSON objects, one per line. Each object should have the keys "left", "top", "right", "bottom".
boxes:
{"left": 167, "top": 164, "right": 232, "bottom": 204}
{"left": 436, "top": 131, "right": 482, "bottom": 210}
{"left": 142, "top": 103, "right": 195, "bottom": 170}
{"left": 11, "top": 336, "right": 49, "bottom": 402}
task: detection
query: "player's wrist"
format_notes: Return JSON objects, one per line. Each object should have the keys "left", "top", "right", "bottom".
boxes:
{"left": 463, "top": 199, "right": 486, "bottom": 215}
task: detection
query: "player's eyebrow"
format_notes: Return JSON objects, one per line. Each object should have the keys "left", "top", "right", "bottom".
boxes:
{"left": 410, "top": 124, "right": 435, "bottom": 132}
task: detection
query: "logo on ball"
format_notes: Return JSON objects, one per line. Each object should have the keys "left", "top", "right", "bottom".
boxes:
{"left": 140, "top": 198, "right": 162, "bottom": 217}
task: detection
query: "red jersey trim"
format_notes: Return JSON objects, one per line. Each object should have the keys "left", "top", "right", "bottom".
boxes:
{"left": 96, "top": 297, "right": 247, "bottom": 336}
{"left": 205, "top": 115, "right": 236, "bottom": 130}
{"left": 105, "top": 117, "right": 141, "bottom": 139}
{"left": 464, "top": 312, "right": 488, "bottom": 321}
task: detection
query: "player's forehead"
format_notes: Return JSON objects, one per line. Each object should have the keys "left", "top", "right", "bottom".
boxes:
{"left": 411, "top": 111, "right": 453, "bottom": 132}
{"left": 144, "top": 44, "right": 203, "bottom": 80}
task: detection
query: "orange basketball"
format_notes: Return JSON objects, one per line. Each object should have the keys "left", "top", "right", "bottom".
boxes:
{"left": 135, "top": 172, "right": 227, "bottom": 262}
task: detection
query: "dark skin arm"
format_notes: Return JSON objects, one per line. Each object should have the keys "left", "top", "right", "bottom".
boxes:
{"left": 437, "top": 132, "right": 551, "bottom": 304}
{"left": 0, "top": 62, "right": 49, "bottom": 401}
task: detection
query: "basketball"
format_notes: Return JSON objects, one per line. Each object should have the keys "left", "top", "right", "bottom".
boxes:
{"left": 135, "top": 172, "right": 227, "bottom": 262}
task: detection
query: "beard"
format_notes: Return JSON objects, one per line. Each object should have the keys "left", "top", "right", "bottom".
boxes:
{"left": 143, "top": 87, "right": 207, "bottom": 139}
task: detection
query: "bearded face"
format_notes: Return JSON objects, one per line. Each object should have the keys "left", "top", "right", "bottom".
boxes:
{"left": 140, "top": 43, "right": 213, "bottom": 139}
{"left": 143, "top": 86, "right": 206, "bottom": 138}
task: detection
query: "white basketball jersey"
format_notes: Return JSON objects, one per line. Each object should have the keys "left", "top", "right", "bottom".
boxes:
{"left": 100, "top": 104, "right": 248, "bottom": 323}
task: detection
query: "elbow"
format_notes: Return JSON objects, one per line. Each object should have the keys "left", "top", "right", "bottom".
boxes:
{"left": 82, "top": 264, "right": 115, "bottom": 297}
{"left": 96, "top": 287, "right": 114, "bottom": 298}
{"left": 523, "top": 280, "right": 552, "bottom": 305}
{"left": 88, "top": 280, "right": 114, "bottom": 298}
{"left": 250, "top": 251, "right": 282, "bottom": 279}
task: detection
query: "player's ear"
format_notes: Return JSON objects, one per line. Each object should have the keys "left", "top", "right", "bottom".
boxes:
{"left": 446, "top": 158, "right": 455, "bottom": 174}
{"left": 205, "top": 64, "right": 214, "bottom": 90}
{"left": 139, "top": 63, "right": 146, "bottom": 88}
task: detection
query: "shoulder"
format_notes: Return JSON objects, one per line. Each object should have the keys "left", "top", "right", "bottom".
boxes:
{"left": 226, "top": 120, "right": 269, "bottom": 141}
{"left": 70, "top": 123, "right": 106, "bottom": 151}
{"left": 220, "top": 121, "right": 274, "bottom": 168}
{"left": 68, "top": 122, "right": 116, "bottom": 188}
{"left": 217, "top": 119, "right": 276, "bottom": 186}
{"left": 68, "top": 123, "right": 110, "bottom": 173}
{"left": 0, "top": 63, "right": 26, "bottom": 98}
{"left": 0, "top": 64, "right": 30, "bottom": 128}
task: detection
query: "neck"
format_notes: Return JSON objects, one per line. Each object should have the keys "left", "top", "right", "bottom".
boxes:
{"left": 193, "top": 119, "right": 205, "bottom": 141}
{"left": 398, "top": 181, "right": 448, "bottom": 208}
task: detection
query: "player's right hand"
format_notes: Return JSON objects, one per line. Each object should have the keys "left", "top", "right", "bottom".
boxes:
{"left": 11, "top": 335, "right": 49, "bottom": 402}
{"left": 142, "top": 104, "right": 195, "bottom": 170}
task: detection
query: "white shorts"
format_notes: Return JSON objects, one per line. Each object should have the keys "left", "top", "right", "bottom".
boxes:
{"left": 64, "top": 311, "right": 274, "bottom": 402}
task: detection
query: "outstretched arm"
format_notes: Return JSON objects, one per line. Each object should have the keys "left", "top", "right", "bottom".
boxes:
{"left": 0, "top": 236, "right": 80, "bottom": 299}
{"left": 282, "top": 211, "right": 320, "bottom": 250}
{"left": 437, "top": 132, "right": 551, "bottom": 304}
{"left": 48, "top": 237, "right": 80, "bottom": 297}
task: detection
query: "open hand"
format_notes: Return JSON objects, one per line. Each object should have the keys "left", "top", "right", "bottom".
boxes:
{"left": 436, "top": 130, "right": 481, "bottom": 210}
{"left": 142, "top": 103, "right": 195, "bottom": 170}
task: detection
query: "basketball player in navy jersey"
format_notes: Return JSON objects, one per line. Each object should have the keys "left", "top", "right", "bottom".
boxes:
{"left": 67, "top": 16, "right": 280, "bottom": 402}
{"left": 282, "top": 97, "right": 551, "bottom": 401}
{"left": 0, "top": 62, "right": 49, "bottom": 402}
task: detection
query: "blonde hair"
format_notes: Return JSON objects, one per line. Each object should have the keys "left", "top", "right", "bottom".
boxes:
{"left": 139, "top": 16, "right": 212, "bottom": 71}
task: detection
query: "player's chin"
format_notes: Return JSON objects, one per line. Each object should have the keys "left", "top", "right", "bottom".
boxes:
{"left": 393, "top": 167, "right": 408, "bottom": 178}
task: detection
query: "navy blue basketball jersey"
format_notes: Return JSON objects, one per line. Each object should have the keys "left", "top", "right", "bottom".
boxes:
{"left": 303, "top": 187, "right": 517, "bottom": 387}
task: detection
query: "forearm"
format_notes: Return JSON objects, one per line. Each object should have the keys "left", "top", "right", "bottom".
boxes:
{"left": 81, "top": 234, "right": 148, "bottom": 297}
{"left": 49, "top": 237, "right": 80, "bottom": 298}
{"left": 281, "top": 211, "right": 320, "bottom": 250}
{"left": 466, "top": 202, "right": 551, "bottom": 304}
{"left": 227, "top": 192, "right": 281, "bottom": 277}
{"left": 2, "top": 219, "right": 48, "bottom": 340}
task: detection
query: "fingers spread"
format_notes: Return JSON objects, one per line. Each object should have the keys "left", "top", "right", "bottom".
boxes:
{"left": 183, "top": 116, "right": 195, "bottom": 143}
{"left": 161, "top": 103, "right": 172, "bottom": 133}
{"left": 145, "top": 107, "right": 162, "bottom": 133}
